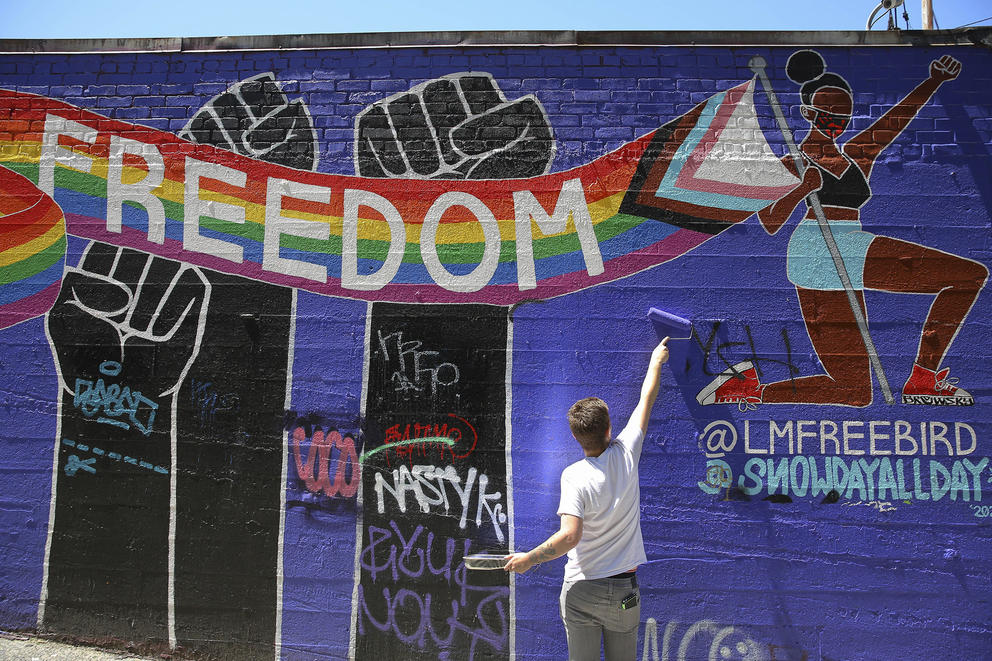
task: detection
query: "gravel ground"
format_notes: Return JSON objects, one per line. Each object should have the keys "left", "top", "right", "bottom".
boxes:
{"left": 0, "top": 633, "right": 157, "bottom": 661}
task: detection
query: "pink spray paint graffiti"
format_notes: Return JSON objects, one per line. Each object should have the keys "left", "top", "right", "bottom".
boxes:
{"left": 290, "top": 422, "right": 361, "bottom": 499}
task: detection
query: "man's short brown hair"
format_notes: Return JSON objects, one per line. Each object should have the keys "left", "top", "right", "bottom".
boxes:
{"left": 567, "top": 397, "right": 611, "bottom": 450}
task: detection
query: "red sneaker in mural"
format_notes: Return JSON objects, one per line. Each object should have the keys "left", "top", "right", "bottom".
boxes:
{"left": 901, "top": 363, "right": 974, "bottom": 405}
{"left": 696, "top": 361, "right": 764, "bottom": 410}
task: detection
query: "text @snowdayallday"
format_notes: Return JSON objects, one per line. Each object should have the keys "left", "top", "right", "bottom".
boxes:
{"left": 697, "top": 418, "right": 989, "bottom": 502}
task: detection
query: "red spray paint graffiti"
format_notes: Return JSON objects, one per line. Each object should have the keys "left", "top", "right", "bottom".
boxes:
{"left": 381, "top": 413, "right": 479, "bottom": 467}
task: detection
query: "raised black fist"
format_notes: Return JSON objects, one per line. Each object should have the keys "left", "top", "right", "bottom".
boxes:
{"left": 179, "top": 72, "right": 317, "bottom": 172}
{"left": 47, "top": 243, "right": 210, "bottom": 413}
{"left": 355, "top": 72, "right": 555, "bottom": 180}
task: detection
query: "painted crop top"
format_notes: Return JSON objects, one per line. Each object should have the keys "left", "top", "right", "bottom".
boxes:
{"left": 805, "top": 155, "right": 871, "bottom": 210}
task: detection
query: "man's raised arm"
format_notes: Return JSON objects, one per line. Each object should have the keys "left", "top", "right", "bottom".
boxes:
{"left": 627, "top": 337, "right": 670, "bottom": 437}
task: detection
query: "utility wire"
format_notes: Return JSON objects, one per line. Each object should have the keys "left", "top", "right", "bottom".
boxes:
{"left": 955, "top": 15, "right": 992, "bottom": 28}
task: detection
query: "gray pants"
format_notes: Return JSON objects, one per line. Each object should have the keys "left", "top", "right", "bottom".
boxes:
{"left": 559, "top": 576, "right": 641, "bottom": 661}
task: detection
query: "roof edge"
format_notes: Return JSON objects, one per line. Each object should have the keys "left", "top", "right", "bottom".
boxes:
{"left": 0, "top": 27, "right": 990, "bottom": 53}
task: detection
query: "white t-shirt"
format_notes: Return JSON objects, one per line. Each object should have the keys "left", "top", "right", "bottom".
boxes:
{"left": 557, "top": 420, "right": 647, "bottom": 582}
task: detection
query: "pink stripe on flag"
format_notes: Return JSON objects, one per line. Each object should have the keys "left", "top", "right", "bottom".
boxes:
{"left": 680, "top": 176, "right": 797, "bottom": 200}
{"left": 673, "top": 81, "right": 797, "bottom": 201}
{"left": 673, "top": 82, "right": 749, "bottom": 185}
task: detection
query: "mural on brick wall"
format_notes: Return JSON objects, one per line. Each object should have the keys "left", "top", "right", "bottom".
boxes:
{"left": 353, "top": 74, "right": 539, "bottom": 661}
{"left": 694, "top": 51, "right": 986, "bottom": 410}
{"left": 1, "top": 40, "right": 990, "bottom": 661}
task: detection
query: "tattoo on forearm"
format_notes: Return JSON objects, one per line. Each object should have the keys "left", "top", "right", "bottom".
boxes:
{"left": 531, "top": 542, "right": 557, "bottom": 564}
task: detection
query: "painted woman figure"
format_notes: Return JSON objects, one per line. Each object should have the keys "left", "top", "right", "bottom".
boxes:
{"left": 698, "top": 50, "right": 987, "bottom": 408}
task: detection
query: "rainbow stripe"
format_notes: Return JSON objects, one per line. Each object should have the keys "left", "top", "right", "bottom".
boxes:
{"left": 0, "top": 88, "right": 715, "bottom": 307}
{"left": 0, "top": 164, "right": 66, "bottom": 329}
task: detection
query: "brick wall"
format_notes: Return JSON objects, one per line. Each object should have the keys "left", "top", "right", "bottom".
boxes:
{"left": 1, "top": 34, "right": 990, "bottom": 660}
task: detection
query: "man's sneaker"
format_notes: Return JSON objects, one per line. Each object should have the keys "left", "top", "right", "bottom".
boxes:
{"left": 902, "top": 363, "right": 974, "bottom": 406}
{"left": 697, "top": 361, "right": 764, "bottom": 409}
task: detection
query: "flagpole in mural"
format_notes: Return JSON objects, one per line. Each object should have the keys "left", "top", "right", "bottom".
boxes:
{"left": 747, "top": 55, "right": 895, "bottom": 405}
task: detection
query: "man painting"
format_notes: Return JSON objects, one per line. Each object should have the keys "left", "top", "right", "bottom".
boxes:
{"left": 504, "top": 337, "right": 670, "bottom": 660}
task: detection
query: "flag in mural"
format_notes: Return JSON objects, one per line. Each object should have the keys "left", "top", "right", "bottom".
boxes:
{"left": 0, "top": 78, "right": 798, "bottom": 323}
{"left": 621, "top": 79, "right": 800, "bottom": 235}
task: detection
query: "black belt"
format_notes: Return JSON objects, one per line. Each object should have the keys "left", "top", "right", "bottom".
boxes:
{"left": 606, "top": 572, "right": 637, "bottom": 586}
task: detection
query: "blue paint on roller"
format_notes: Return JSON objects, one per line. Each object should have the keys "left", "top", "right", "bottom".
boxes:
{"left": 647, "top": 307, "right": 692, "bottom": 339}
{"left": 645, "top": 307, "right": 721, "bottom": 419}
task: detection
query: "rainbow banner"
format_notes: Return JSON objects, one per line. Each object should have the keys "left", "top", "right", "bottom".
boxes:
{"left": 0, "top": 164, "right": 66, "bottom": 329}
{"left": 0, "top": 84, "right": 789, "bottom": 324}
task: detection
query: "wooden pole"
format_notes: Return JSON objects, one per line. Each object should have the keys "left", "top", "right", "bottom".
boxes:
{"left": 922, "top": 0, "right": 933, "bottom": 29}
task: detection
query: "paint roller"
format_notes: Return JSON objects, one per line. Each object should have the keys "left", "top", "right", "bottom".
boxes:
{"left": 647, "top": 307, "right": 722, "bottom": 391}
{"left": 646, "top": 308, "right": 692, "bottom": 340}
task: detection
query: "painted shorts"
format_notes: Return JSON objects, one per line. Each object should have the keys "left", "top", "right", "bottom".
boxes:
{"left": 786, "top": 219, "right": 876, "bottom": 290}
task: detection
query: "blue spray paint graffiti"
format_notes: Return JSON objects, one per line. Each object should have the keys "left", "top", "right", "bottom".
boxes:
{"left": 72, "top": 361, "right": 158, "bottom": 435}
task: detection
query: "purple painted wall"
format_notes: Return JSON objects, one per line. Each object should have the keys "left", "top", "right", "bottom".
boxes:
{"left": 1, "top": 32, "right": 991, "bottom": 660}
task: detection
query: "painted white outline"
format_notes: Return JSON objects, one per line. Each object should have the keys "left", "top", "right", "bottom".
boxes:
{"left": 504, "top": 309, "right": 516, "bottom": 661}
{"left": 753, "top": 51, "right": 986, "bottom": 407}
{"left": 17, "top": 88, "right": 777, "bottom": 308}
{"left": 121, "top": 253, "right": 156, "bottom": 331}
{"left": 37, "top": 242, "right": 212, "bottom": 645}
{"left": 346, "top": 303, "right": 515, "bottom": 659}
{"left": 37, "top": 319, "right": 64, "bottom": 629}
{"left": 753, "top": 56, "right": 891, "bottom": 404}
{"left": 274, "top": 288, "right": 297, "bottom": 660}
{"left": 166, "top": 262, "right": 212, "bottom": 650}
{"left": 353, "top": 72, "right": 556, "bottom": 180}
{"left": 57, "top": 245, "right": 213, "bottom": 372}
{"left": 348, "top": 300, "right": 374, "bottom": 661}
{"left": 911, "top": 250, "right": 989, "bottom": 369}
{"left": 167, "top": 380, "right": 178, "bottom": 648}
{"left": 779, "top": 237, "right": 988, "bottom": 409}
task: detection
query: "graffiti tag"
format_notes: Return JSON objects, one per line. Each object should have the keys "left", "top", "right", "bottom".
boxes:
{"left": 380, "top": 413, "right": 479, "bottom": 466}
{"left": 190, "top": 378, "right": 240, "bottom": 428}
{"left": 377, "top": 330, "right": 460, "bottom": 397}
{"left": 291, "top": 426, "right": 361, "bottom": 499}
{"left": 693, "top": 322, "right": 800, "bottom": 382}
{"left": 373, "top": 463, "right": 508, "bottom": 542}
{"left": 357, "top": 518, "right": 508, "bottom": 661}
{"left": 72, "top": 361, "right": 158, "bottom": 435}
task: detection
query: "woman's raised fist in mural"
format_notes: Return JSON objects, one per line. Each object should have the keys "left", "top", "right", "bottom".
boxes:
{"left": 354, "top": 72, "right": 555, "bottom": 180}
{"left": 929, "top": 55, "right": 962, "bottom": 83}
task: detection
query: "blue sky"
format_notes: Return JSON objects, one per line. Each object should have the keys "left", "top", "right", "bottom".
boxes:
{"left": 0, "top": 0, "right": 989, "bottom": 39}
